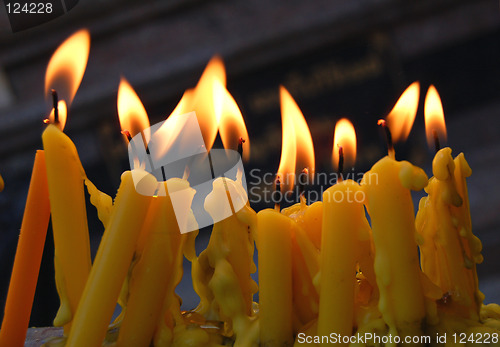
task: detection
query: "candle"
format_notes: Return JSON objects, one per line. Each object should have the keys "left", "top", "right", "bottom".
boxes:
{"left": 316, "top": 119, "right": 363, "bottom": 344}
{"left": 416, "top": 148, "right": 482, "bottom": 320}
{"left": 116, "top": 179, "right": 189, "bottom": 347}
{"left": 452, "top": 153, "right": 483, "bottom": 308}
{"left": 416, "top": 86, "right": 483, "bottom": 320}
{"left": 43, "top": 121, "right": 92, "bottom": 329}
{"left": 0, "top": 151, "right": 50, "bottom": 347}
{"left": 362, "top": 155, "right": 428, "bottom": 338}
{"left": 193, "top": 177, "right": 257, "bottom": 318}
{"left": 360, "top": 85, "right": 427, "bottom": 338}
{"left": 282, "top": 196, "right": 321, "bottom": 326}
{"left": 66, "top": 170, "right": 157, "bottom": 347}
{"left": 257, "top": 207, "right": 294, "bottom": 347}
{"left": 318, "top": 179, "right": 365, "bottom": 344}
{"left": 42, "top": 29, "right": 92, "bottom": 330}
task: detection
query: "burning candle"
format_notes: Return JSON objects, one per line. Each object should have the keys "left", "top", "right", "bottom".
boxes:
{"left": 361, "top": 83, "right": 428, "bottom": 339}
{"left": 190, "top": 76, "right": 258, "bottom": 344}
{"left": 0, "top": 151, "right": 50, "bottom": 347}
{"left": 66, "top": 170, "right": 157, "bottom": 347}
{"left": 116, "top": 179, "right": 193, "bottom": 347}
{"left": 66, "top": 80, "right": 158, "bottom": 347}
{"left": 257, "top": 205, "right": 294, "bottom": 347}
{"left": 277, "top": 87, "right": 319, "bottom": 327}
{"left": 42, "top": 30, "right": 92, "bottom": 330}
{"left": 317, "top": 119, "right": 362, "bottom": 345}
{"left": 416, "top": 85, "right": 483, "bottom": 320}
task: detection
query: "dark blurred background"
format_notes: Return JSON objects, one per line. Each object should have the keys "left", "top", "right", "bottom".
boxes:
{"left": 0, "top": 0, "right": 499, "bottom": 327}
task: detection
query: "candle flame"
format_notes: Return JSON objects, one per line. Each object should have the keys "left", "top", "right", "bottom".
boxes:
{"left": 424, "top": 85, "right": 447, "bottom": 149}
{"left": 386, "top": 81, "right": 420, "bottom": 143}
{"left": 117, "top": 77, "right": 150, "bottom": 139}
{"left": 45, "top": 29, "right": 90, "bottom": 111}
{"left": 213, "top": 79, "right": 250, "bottom": 161}
{"left": 168, "top": 56, "right": 226, "bottom": 152}
{"left": 46, "top": 100, "right": 68, "bottom": 131}
{"left": 277, "top": 86, "right": 315, "bottom": 192}
{"left": 332, "top": 118, "right": 356, "bottom": 170}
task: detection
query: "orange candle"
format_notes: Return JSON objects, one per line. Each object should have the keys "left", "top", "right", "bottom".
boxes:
{"left": 0, "top": 151, "right": 50, "bottom": 347}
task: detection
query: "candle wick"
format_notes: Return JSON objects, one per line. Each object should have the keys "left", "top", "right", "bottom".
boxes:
{"left": 139, "top": 130, "right": 155, "bottom": 171}
{"left": 337, "top": 145, "right": 344, "bottom": 182}
{"left": 51, "top": 89, "right": 59, "bottom": 124}
{"left": 274, "top": 175, "right": 282, "bottom": 211}
{"left": 207, "top": 150, "right": 215, "bottom": 179}
{"left": 238, "top": 137, "right": 245, "bottom": 159}
{"left": 121, "top": 130, "right": 139, "bottom": 170}
{"left": 378, "top": 119, "right": 395, "bottom": 159}
{"left": 121, "top": 130, "right": 133, "bottom": 143}
{"left": 433, "top": 129, "right": 441, "bottom": 153}
{"left": 298, "top": 168, "right": 308, "bottom": 199}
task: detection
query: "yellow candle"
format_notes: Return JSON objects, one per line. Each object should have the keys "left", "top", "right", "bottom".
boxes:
{"left": 66, "top": 170, "right": 157, "bottom": 347}
{"left": 116, "top": 179, "right": 189, "bottom": 347}
{"left": 282, "top": 198, "right": 320, "bottom": 326}
{"left": 416, "top": 148, "right": 482, "bottom": 320}
{"left": 361, "top": 156, "right": 428, "bottom": 338}
{"left": 42, "top": 124, "right": 91, "bottom": 328}
{"left": 0, "top": 151, "right": 50, "bottom": 347}
{"left": 451, "top": 153, "right": 483, "bottom": 313}
{"left": 193, "top": 177, "right": 257, "bottom": 320}
{"left": 257, "top": 209, "right": 293, "bottom": 347}
{"left": 317, "top": 179, "right": 364, "bottom": 344}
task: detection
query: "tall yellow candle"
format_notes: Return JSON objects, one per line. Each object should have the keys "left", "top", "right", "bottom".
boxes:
{"left": 361, "top": 156, "right": 428, "bottom": 338}
{"left": 192, "top": 177, "right": 257, "bottom": 321}
{"left": 451, "top": 153, "right": 483, "bottom": 316}
{"left": 116, "top": 179, "right": 189, "bottom": 347}
{"left": 66, "top": 170, "right": 157, "bottom": 347}
{"left": 257, "top": 208, "right": 293, "bottom": 347}
{"left": 282, "top": 197, "right": 320, "bottom": 326}
{"left": 0, "top": 151, "right": 50, "bottom": 347}
{"left": 42, "top": 124, "right": 91, "bottom": 328}
{"left": 318, "top": 179, "right": 364, "bottom": 345}
{"left": 416, "top": 148, "right": 482, "bottom": 319}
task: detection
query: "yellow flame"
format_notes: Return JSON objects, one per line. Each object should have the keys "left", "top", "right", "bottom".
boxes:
{"left": 213, "top": 79, "right": 250, "bottom": 161}
{"left": 117, "top": 77, "right": 150, "bottom": 139}
{"left": 45, "top": 29, "right": 90, "bottom": 107}
{"left": 277, "top": 86, "right": 315, "bottom": 192}
{"left": 386, "top": 81, "right": 420, "bottom": 142}
{"left": 332, "top": 118, "right": 356, "bottom": 170}
{"left": 424, "top": 85, "right": 447, "bottom": 149}
{"left": 168, "top": 56, "right": 226, "bottom": 152}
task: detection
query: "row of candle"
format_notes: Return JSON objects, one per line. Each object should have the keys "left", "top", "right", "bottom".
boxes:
{"left": 0, "top": 29, "right": 500, "bottom": 347}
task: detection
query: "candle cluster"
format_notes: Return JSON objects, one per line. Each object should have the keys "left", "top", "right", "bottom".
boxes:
{"left": 1, "top": 30, "right": 500, "bottom": 347}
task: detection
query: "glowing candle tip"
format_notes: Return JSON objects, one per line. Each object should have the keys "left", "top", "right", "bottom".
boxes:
{"left": 378, "top": 119, "right": 395, "bottom": 159}
{"left": 424, "top": 85, "right": 447, "bottom": 152}
{"left": 238, "top": 137, "right": 245, "bottom": 159}
{"left": 51, "top": 89, "right": 59, "bottom": 124}
{"left": 274, "top": 175, "right": 282, "bottom": 211}
{"left": 337, "top": 145, "right": 344, "bottom": 180}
